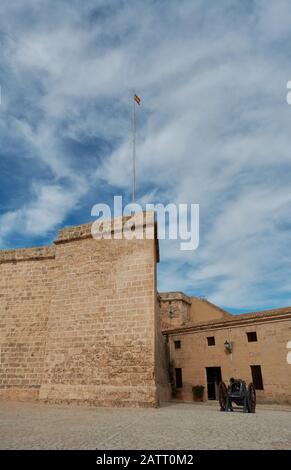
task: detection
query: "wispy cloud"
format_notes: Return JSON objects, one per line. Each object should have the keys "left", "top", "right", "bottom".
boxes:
{"left": 1, "top": 0, "right": 291, "bottom": 311}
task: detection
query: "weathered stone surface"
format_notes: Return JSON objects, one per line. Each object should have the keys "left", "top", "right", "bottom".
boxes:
{"left": 1, "top": 213, "right": 290, "bottom": 407}
{"left": 160, "top": 293, "right": 291, "bottom": 404}
{"left": 0, "top": 213, "right": 170, "bottom": 407}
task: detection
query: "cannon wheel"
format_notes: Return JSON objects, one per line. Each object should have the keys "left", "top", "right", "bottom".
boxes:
{"left": 218, "top": 381, "right": 228, "bottom": 411}
{"left": 247, "top": 382, "right": 256, "bottom": 413}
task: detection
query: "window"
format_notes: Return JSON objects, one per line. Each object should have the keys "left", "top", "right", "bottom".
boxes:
{"left": 175, "top": 368, "right": 183, "bottom": 388}
{"left": 247, "top": 331, "right": 257, "bottom": 342}
{"left": 174, "top": 340, "right": 181, "bottom": 349}
{"left": 207, "top": 336, "right": 215, "bottom": 346}
{"left": 250, "top": 365, "right": 264, "bottom": 390}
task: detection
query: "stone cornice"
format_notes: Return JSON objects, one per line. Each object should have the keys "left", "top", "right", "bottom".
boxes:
{"left": 54, "top": 213, "right": 160, "bottom": 262}
{"left": 0, "top": 246, "right": 56, "bottom": 264}
{"left": 159, "top": 291, "right": 192, "bottom": 305}
{"left": 163, "top": 311, "right": 291, "bottom": 335}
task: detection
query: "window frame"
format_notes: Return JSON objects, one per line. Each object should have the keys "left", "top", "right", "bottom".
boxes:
{"left": 207, "top": 336, "right": 215, "bottom": 346}
{"left": 247, "top": 331, "right": 258, "bottom": 342}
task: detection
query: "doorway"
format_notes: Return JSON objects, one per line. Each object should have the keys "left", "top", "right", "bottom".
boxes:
{"left": 206, "top": 367, "right": 222, "bottom": 400}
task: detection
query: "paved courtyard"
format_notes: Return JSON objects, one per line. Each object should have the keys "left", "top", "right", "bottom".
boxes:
{"left": 0, "top": 401, "right": 290, "bottom": 450}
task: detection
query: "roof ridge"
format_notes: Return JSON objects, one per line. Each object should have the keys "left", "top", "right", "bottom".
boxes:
{"left": 162, "top": 309, "right": 291, "bottom": 334}
{"left": 230, "top": 306, "right": 291, "bottom": 320}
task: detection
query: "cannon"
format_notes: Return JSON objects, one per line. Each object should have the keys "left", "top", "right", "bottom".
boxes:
{"left": 218, "top": 378, "right": 256, "bottom": 413}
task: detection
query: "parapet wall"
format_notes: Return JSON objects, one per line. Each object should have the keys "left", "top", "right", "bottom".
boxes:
{"left": 0, "top": 247, "right": 56, "bottom": 400}
{"left": 0, "top": 246, "right": 56, "bottom": 263}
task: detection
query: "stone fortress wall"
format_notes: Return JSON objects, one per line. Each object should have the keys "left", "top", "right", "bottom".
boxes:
{"left": 1, "top": 214, "right": 290, "bottom": 406}
{"left": 0, "top": 214, "right": 170, "bottom": 406}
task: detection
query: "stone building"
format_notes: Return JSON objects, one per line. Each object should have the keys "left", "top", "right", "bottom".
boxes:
{"left": 160, "top": 293, "right": 291, "bottom": 404}
{"left": 0, "top": 214, "right": 170, "bottom": 407}
{"left": 0, "top": 214, "right": 291, "bottom": 406}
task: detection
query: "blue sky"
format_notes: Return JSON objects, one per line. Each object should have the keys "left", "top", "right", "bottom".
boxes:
{"left": 1, "top": 0, "right": 291, "bottom": 313}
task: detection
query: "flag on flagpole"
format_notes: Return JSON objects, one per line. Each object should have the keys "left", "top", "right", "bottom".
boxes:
{"left": 134, "top": 94, "right": 141, "bottom": 105}
{"left": 132, "top": 93, "right": 140, "bottom": 203}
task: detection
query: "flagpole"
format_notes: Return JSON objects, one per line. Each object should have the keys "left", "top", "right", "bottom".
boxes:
{"left": 132, "top": 94, "right": 136, "bottom": 203}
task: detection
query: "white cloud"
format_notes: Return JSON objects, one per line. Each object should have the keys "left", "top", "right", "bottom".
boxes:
{"left": 1, "top": 0, "right": 291, "bottom": 309}
{"left": 0, "top": 181, "right": 87, "bottom": 242}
